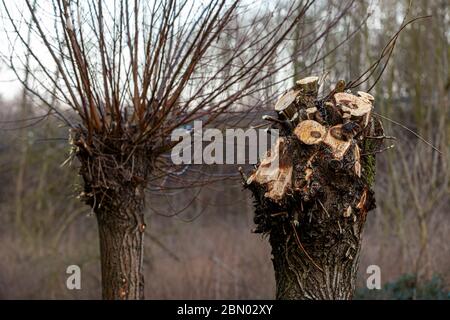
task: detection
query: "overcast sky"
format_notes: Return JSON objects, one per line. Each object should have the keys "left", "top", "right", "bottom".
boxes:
{"left": 0, "top": 0, "right": 383, "bottom": 102}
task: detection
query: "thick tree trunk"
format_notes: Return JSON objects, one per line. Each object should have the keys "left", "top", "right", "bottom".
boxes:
{"left": 268, "top": 192, "right": 370, "bottom": 300}
{"left": 245, "top": 79, "right": 382, "bottom": 300}
{"left": 251, "top": 162, "right": 375, "bottom": 299}
{"left": 96, "top": 200, "right": 145, "bottom": 300}
{"left": 71, "top": 128, "right": 152, "bottom": 299}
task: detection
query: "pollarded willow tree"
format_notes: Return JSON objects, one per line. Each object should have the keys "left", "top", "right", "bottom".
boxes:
{"left": 242, "top": 14, "right": 431, "bottom": 299}
{"left": 1, "top": 0, "right": 356, "bottom": 299}
{"left": 244, "top": 77, "right": 383, "bottom": 299}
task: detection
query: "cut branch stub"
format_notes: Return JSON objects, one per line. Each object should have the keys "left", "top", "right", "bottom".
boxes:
{"left": 294, "top": 120, "right": 351, "bottom": 159}
{"left": 334, "top": 92, "right": 372, "bottom": 118}
{"left": 296, "top": 76, "right": 319, "bottom": 95}
{"left": 247, "top": 137, "right": 293, "bottom": 202}
{"left": 305, "top": 107, "right": 318, "bottom": 120}
{"left": 294, "top": 120, "right": 326, "bottom": 145}
{"left": 333, "top": 80, "right": 346, "bottom": 93}
{"left": 275, "top": 89, "right": 300, "bottom": 120}
{"left": 245, "top": 77, "right": 382, "bottom": 300}
{"left": 323, "top": 125, "right": 352, "bottom": 159}
{"left": 334, "top": 92, "right": 373, "bottom": 129}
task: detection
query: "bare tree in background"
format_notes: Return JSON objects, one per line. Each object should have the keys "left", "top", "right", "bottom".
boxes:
{"left": 0, "top": 0, "right": 358, "bottom": 299}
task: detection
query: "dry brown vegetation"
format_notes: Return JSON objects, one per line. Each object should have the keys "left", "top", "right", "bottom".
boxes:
{"left": 0, "top": 125, "right": 448, "bottom": 299}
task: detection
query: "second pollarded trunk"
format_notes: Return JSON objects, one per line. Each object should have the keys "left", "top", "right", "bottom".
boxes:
{"left": 245, "top": 80, "right": 383, "bottom": 300}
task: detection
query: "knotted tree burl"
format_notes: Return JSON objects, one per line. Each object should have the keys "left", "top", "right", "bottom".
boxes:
{"left": 243, "top": 77, "right": 383, "bottom": 299}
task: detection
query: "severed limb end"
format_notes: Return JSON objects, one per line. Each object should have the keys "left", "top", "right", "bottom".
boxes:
{"left": 334, "top": 92, "right": 373, "bottom": 129}
{"left": 247, "top": 137, "right": 293, "bottom": 202}
{"left": 294, "top": 120, "right": 352, "bottom": 160}
{"left": 296, "top": 76, "right": 319, "bottom": 96}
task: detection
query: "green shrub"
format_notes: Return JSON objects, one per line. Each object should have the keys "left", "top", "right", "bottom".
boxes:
{"left": 355, "top": 273, "right": 449, "bottom": 300}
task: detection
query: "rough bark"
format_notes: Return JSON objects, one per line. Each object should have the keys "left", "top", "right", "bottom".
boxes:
{"left": 95, "top": 192, "right": 145, "bottom": 300}
{"left": 245, "top": 79, "right": 383, "bottom": 300}
{"left": 70, "top": 127, "right": 152, "bottom": 299}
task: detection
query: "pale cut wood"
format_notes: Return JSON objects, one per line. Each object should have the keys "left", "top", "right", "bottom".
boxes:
{"left": 294, "top": 120, "right": 326, "bottom": 145}
{"left": 356, "top": 189, "right": 367, "bottom": 210}
{"left": 247, "top": 138, "right": 293, "bottom": 202}
{"left": 305, "top": 167, "right": 313, "bottom": 182}
{"left": 275, "top": 90, "right": 300, "bottom": 119}
{"left": 323, "top": 125, "right": 352, "bottom": 159}
{"left": 305, "top": 107, "right": 318, "bottom": 119}
{"left": 354, "top": 144, "right": 361, "bottom": 177}
{"left": 294, "top": 120, "right": 351, "bottom": 159}
{"left": 357, "top": 91, "right": 375, "bottom": 102}
{"left": 334, "top": 92, "right": 372, "bottom": 117}
{"left": 344, "top": 205, "right": 352, "bottom": 217}
{"left": 296, "top": 76, "right": 319, "bottom": 94}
